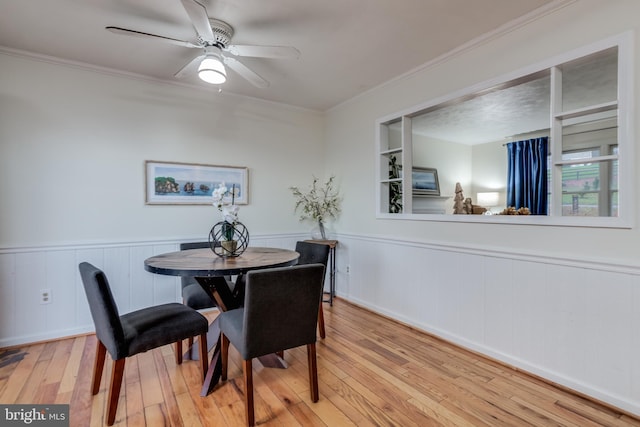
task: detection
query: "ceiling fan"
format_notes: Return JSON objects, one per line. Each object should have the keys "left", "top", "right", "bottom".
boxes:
{"left": 106, "top": 0, "right": 300, "bottom": 88}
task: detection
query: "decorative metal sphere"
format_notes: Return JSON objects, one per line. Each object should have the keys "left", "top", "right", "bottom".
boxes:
{"left": 209, "top": 221, "right": 249, "bottom": 257}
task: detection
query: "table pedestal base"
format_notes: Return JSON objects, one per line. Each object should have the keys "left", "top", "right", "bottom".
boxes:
{"left": 257, "top": 353, "right": 288, "bottom": 369}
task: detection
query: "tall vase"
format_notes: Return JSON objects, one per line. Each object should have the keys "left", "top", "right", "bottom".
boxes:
{"left": 318, "top": 220, "right": 326, "bottom": 239}
{"left": 311, "top": 219, "right": 328, "bottom": 240}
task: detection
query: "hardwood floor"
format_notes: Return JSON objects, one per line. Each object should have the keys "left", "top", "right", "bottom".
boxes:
{"left": 1, "top": 300, "right": 639, "bottom": 426}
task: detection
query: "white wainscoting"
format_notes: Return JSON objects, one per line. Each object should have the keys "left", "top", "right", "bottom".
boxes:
{"left": 1, "top": 232, "right": 639, "bottom": 415}
{"left": 333, "top": 234, "right": 640, "bottom": 417}
{"left": 0, "top": 234, "right": 302, "bottom": 348}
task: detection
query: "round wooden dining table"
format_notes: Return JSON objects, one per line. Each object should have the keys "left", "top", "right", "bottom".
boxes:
{"left": 144, "top": 246, "right": 299, "bottom": 396}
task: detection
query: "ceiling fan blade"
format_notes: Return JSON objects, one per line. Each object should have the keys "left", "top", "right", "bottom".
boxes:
{"left": 174, "top": 54, "right": 205, "bottom": 79}
{"left": 223, "top": 57, "right": 269, "bottom": 88}
{"left": 180, "top": 0, "right": 215, "bottom": 42}
{"left": 106, "top": 26, "right": 200, "bottom": 48}
{"left": 225, "top": 44, "right": 300, "bottom": 59}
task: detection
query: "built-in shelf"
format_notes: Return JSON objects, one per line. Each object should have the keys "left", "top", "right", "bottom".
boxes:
{"left": 380, "top": 147, "right": 403, "bottom": 156}
{"left": 380, "top": 178, "right": 402, "bottom": 184}
{"left": 412, "top": 195, "right": 451, "bottom": 214}
{"left": 413, "top": 195, "right": 451, "bottom": 200}
{"left": 555, "top": 101, "right": 617, "bottom": 120}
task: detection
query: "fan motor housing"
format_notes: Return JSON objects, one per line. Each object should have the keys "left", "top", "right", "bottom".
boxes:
{"left": 200, "top": 18, "right": 234, "bottom": 47}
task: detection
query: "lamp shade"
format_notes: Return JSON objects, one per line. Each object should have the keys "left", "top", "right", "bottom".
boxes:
{"left": 198, "top": 54, "right": 226, "bottom": 84}
{"left": 477, "top": 192, "right": 499, "bottom": 207}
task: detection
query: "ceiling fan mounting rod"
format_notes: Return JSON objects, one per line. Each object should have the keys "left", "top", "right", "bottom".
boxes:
{"left": 198, "top": 18, "right": 234, "bottom": 48}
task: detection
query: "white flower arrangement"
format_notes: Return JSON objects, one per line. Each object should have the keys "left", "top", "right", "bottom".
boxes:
{"left": 212, "top": 183, "right": 239, "bottom": 225}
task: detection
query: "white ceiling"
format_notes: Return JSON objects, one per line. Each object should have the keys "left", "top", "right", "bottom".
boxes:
{"left": 0, "top": 0, "right": 561, "bottom": 111}
{"left": 411, "top": 46, "right": 618, "bottom": 145}
{"left": 411, "top": 74, "right": 552, "bottom": 145}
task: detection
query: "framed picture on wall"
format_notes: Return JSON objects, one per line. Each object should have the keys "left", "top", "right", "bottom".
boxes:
{"left": 412, "top": 167, "right": 440, "bottom": 196}
{"left": 145, "top": 160, "right": 249, "bottom": 205}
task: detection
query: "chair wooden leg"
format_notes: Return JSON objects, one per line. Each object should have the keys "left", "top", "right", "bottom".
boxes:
{"left": 106, "top": 358, "right": 126, "bottom": 426}
{"left": 92, "top": 340, "right": 107, "bottom": 395}
{"left": 318, "top": 301, "right": 326, "bottom": 339}
{"left": 243, "top": 359, "right": 255, "bottom": 426}
{"left": 175, "top": 339, "right": 183, "bottom": 365}
{"left": 307, "top": 343, "right": 319, "bottom": 402}
{"left": 221, "top": 334, "right": 229, "bottom": 381}
{"left": 198, "top": 333, "right": 208, "bottom": 381}
{"left": 187, "top": 336, "right": 194, "bottom": 360}
{"left": 183, "top": 297, "right": 194, "bottom": 361}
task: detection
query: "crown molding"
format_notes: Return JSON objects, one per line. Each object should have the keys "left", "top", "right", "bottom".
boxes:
{"left": 330, "top": 0, "right": 578, "bottom": 112}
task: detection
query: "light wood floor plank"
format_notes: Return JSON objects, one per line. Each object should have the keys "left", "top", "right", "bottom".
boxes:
{"left": 175, "top": 391, "right": 204, "bottom": 427}
{"left": 123, "top": 358, "right": 144, "bottom": 424}
{"left": 1, "top": 299, "right": 639, "bottom": 426}
{"left": 286, "top": 400, "right": 327, "bottom": 426}
{"left": 137, "top": 350, "right": 164, "bottom": 408}
{"left": 0, "top": 343, "right": 44, "bottom": 403}
{"left": 143, "top": 403, "right": 169, "bottom": 426}
{"left": 153, "top": 349, "right": 184, "bottom": 427}
{"left": 16, "top": 359, "right": 49, "bottom": 403}
{"left": 90, "top": 386, "right": 106, "bottom": 427}
{"left": 58, "top": 335, "right": 85, "bottom": 395}
{"left": 340, "top": 374, "right": 435, "bottom": 427}
{"left": 68, "top": 335, "right": 97, "bottom": 426}
{"left": 320, "top": 383, "right": 379, "bottom": 427}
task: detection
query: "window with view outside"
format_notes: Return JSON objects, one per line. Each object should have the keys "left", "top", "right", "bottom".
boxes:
{"left": 559, "top": 146, "right": 617, "bottom": 216}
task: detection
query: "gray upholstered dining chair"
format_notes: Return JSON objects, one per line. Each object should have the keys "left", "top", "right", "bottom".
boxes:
{"left": 180, "top": 241, "right": 217, "bottom": 310}
{"left": 79, "top": 262, "right": 209, "bottom": 426}
{"left": 218, "top": 264, "right": 325, "bottom": 426}
{"left": 295, "top": 241, "right": 330, "bottom": 338}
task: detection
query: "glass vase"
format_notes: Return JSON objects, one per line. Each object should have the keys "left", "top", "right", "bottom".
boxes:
{"left": 310, "top": 220, "right": 333, "bottom": 240}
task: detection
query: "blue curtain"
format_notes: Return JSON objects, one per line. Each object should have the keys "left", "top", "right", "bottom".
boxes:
{"left": 507, "top": 137, "right": 548, "bottom": 215}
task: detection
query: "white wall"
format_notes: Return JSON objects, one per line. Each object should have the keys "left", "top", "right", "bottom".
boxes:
{"left": 325, "top": 0, "right": 640, "bottom": 416}
{"left": 412, "top": 134, "right": 472, "bottom": 199}
{"left": 0, "top": 53, "right": 325, "bottom": 247}
{"left": 471, "top": 139, "right": 507, "bottom": 207}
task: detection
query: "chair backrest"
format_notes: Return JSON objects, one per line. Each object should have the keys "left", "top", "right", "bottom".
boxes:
{"left": 295, "top": 241, "right": 330, "bottom": 267}
{"left": 295, "top": 241, "right": 329, "bottom": 288}
{"left": 79, "top": 262, "right": 125, "bottom": 359}
{"left": 241, "top": 264, "right": 325, "bottom": 359}
{"left": 179, "top": 241, "right": 210, "bottom": 289}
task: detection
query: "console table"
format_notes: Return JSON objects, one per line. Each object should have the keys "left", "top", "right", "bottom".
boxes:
{"left": 304, "top": 239, "right": 338, "bottom": 305}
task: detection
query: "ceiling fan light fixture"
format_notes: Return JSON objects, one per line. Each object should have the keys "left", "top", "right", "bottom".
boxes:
{"left": 198, "top": 52, "right": 226, "bottom": 84}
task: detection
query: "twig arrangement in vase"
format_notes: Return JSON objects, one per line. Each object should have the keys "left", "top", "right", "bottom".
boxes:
{"left": 290, "top": 176, "right": 341, "bottom": 240}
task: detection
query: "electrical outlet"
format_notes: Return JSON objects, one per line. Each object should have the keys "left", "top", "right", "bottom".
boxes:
{"left": 40, "top": 289, "right": 52, "bottom": 305}
{"left": 346, "top": 265, "right": 350, "bottom": 274}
